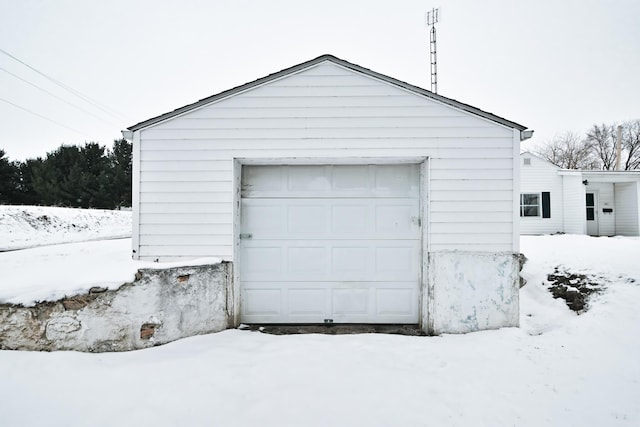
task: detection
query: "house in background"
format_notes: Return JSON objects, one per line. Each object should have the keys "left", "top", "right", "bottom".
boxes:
{"left": 520, "top": 152, "right": 640, "bottom": 236}
{"left": 123, "top": 54, "right": 533, "bottom": 335}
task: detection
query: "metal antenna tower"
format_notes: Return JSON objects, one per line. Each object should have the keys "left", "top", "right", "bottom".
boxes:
{"left": 426, "top": 8, "right": 440, "bottom": 93}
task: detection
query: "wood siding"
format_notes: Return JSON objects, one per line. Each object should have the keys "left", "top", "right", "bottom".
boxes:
{"left": 519, "top": 154, "right": 564, "bottom": 235}
{"left": 136, "top": 61, "right": 516, "bottom": 260}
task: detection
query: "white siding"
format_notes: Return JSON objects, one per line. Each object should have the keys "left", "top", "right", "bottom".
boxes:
{"left": 614, "top": 182, "right": 640, "bottom": 236}
{"left": 519, "top": 154, "right": 564, "bottom": 235}
{"left": 136, "top": 61, "right": 516, "bottom": 260}
{"left": 562, "top": 175, "right": 586, "bottom": 234}
{"left": 586, "top": 182, "right": 615, "bottom": 236}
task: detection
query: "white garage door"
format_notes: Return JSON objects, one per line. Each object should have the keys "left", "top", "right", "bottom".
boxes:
{"left": 240, "top": 164, "right": 421, "bottom": 324}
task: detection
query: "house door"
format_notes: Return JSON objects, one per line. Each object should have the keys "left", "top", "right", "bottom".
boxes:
{"left": 239, "top": 164, "right": 422, "bottom": 324}
{"left": 586, "top": 191, "right": 598, "bottom": 236}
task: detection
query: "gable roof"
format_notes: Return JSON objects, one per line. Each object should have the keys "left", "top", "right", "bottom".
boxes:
{"left": 520, "top": 152, "right": 561, "bottom": 169}
{"left": 127, "top": 54, "right": 528, "bottom": 132}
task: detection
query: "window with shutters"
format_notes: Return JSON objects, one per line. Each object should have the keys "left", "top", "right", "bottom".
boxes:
{"left": 520, "top": 192, "right": 551, "bottom": 218}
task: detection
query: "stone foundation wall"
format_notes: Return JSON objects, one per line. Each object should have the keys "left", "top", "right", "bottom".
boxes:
{"left": 0, "top": 263, "right": 231, "bottom": 352}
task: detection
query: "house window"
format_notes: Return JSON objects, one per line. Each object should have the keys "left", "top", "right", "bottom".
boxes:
{"left": 523, "top": 158, "right": 531, "bottom": 165}
{"left": 520, "top": 193, "right": 540, "bottom": 217}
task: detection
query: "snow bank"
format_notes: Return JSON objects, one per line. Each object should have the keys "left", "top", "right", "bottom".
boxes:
{"left": 0, "top": 238, "right": 220, "bottom": 305}
{"left": 0, "top": 206, "right": 220, "bottom": 305}
{"left": 0, "top": 205, "right": 132, "bottom": 251}
{"left": 519, "top": 234, "right": 640, "bottom": 335}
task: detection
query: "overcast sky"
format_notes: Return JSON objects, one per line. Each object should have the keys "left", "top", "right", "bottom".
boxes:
{"left": 1, "top": 0, "right": 638, "bottom": 160}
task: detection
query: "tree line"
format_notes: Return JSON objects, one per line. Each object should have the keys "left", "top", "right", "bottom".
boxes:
{"left": 536, "top": 119, "right": 640, "bottom": 170}
{"left": 0, "top": 139, "right": 132, "bottom": 209}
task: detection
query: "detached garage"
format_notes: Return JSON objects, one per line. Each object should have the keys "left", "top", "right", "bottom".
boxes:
{"left": 124, "top": 54, "right": 531, "bottom": 334}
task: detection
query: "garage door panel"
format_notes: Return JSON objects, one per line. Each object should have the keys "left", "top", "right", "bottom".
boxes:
{"left": 288, "top": 205, "right": 328, "bottom": 233}
{"left": 331, "top": 247, "right": 369, "bottom": 274}
{"left": 242, "top": 205, "right": 284, "bottom": 233}
{"left": 288, "top": 165, "right": 331, "bottom": 191}
{"left": 243, "top": 166, "right": 284, "bottom": 192}
{"left": 333, "top": 289, "right": 370, "bottom": 315}
{"left": 241, "top": 240, "right": 419, "bottom": 282}
{"left": 375, "top": 164, "right": 419, "bottom": 193}
{"left": 375, "top": 246, "right": 416, "bottom": 274}
{"left": 331, "top": 165, "right": 370, "bottom": 191}
{"left": 242, "top": 288, "right": 282, "bottom": 316}
{"left": 331, "top": 205, "right": 370, "bottom": 233}
{"left": 242, "top": 164, "right": 420, "bottom": 198}
{"left": 241, "top": 164, "right": 421, "bottom": 324}
{"left": 375, "top": 204, "right": 417, "bottom": 233}
{"left": 243, "top": 247, "right": 282, "bottom": 274}
{"left": 288, "top": 247, "right": 327, "bottom": 273}
{"left": 376, "top": 288, "right": 416, "bottom": 316}
{"left": 241, "top": 282, "right": 419, "bottom": 323}
{"left": 287, "top": 289, "right": 327, "bottom": 315}
{"left": 242, "top": 198, "right": 418, "bottom": 240}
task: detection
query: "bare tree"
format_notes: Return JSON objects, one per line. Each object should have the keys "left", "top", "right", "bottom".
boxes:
{"left": 536, "top": 131, "right": 599, "bottom": 169}
{"left": 586, "top": 123, "right": 617, "bottom": 170}
{"left": 622, "top": 119, "right": 640, "bottom": 170}
{"left": 537, "top": 119, "right": 640, "bottom": 171}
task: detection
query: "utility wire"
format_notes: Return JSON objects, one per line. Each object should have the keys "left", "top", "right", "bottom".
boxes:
{"left": 0, "top": 66, "right": 120, "bottom": 126}
{"left": 0, "top": 96, "right": 88, "bottom": 136}
{"left": 0, "top": 47, "right": 130, "bottom": 122}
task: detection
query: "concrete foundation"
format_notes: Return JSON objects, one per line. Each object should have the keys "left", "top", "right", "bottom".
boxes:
{"left": 425, "top": 251, "right": 520, "bottom": 334}
{"left": 0, "top": 263, "right": 231, "bottom": 352}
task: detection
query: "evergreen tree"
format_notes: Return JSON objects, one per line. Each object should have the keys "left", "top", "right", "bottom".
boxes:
{"left": 110, "top": 138, "right": 132, "bottom": 208}
{"left": 15, "top": 158, "right": 44, "bottom": 205}
{"left": 2, "top": 139, "right": 133, "bottom": 207}
{"left": 79, "top": 142, "right": 111, "bottom": 208}
{"left": 31, "top": 145, "right": 84, "bottom": 206}
{"left": 0, "top": 149, "right": 20, "bottom": 203}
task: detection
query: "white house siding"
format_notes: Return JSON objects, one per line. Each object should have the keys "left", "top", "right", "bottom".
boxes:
{"left": 136, "top": 61, "right": 517, "bottom": 260}
{"left": 614, "top": 182, "right": 640, "bottom": 236}
{"left": 519, "top": 154, "right": 564, "bottom": 234}
{"left": 585, "top": 182, "right": 615, "bottom": 236}
{"left": 561, "top": 174, "right": 586, "bottom": 234}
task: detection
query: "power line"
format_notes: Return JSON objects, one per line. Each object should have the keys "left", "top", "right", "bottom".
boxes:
{"left": 0, "top": 66, "right": 120, "bottom": 126}
{"left": 0, "top": 96, "right": 88, "bottom": 136}
{"left": 0, "top": 47, "right": 130, "bottom": 122}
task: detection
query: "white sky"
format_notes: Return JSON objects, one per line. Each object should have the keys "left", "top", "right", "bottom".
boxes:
{"left": 1, "top": 0, "right": 638, "bottom": 161}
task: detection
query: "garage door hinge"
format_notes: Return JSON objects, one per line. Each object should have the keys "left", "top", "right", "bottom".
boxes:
{"left": 239, "top": 233, "right": 253, "bottom": 239}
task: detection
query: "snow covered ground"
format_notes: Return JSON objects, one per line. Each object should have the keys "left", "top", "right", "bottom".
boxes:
{"left": 0, "top": 205, "right": 131, "bottom": 251}
{"left": 0, "top": 206, "right": 217, "bottom": 304}
{"left": 1, "top": 207, "right": 639, "bottom": 426}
